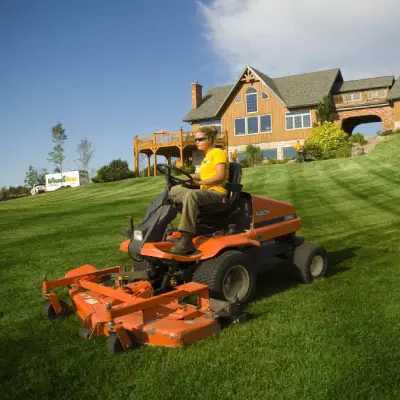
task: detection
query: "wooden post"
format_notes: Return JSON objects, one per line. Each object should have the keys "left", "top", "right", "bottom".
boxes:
{"left": 179, "top": 146, "right": 183, "bottom": 168}
{"left": 134, "top": 136, "right": 138, "bottom": 177}
{"left": 134, "top": 151, "right": 139, "bottom": 176}
{"left": 166, "top": 156, "right": 171, "bottom": 165}
{"left": 153, "top": 150, "right": 157, "bottom": 177}
{"left": 147, "top": 154, "right": 151, "bottom": 177}
{"left": 179, "top": 127, "right": 183, "bottom": 147}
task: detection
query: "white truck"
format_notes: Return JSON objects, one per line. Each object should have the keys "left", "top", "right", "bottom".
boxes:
{"left": 45, "top": 170, "right": 90, "bottom": 192}
{"left": 31, "top": 184, "right": 46, "bottom": 195}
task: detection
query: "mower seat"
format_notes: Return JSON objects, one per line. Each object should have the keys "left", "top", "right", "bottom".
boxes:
{"left": 196, "top": 162, "right": 243, "bottom": 217}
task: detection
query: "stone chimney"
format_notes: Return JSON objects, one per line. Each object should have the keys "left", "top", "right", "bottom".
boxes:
{"left": 191, "top": 82, "right": 202, "bottom": 109}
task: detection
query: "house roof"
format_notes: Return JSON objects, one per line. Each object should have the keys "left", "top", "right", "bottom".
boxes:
{"left": 183, "top": 84, "right": 233, "bottom": 122}
{"left": 183, "top": 66, "right": 341, "bottom": 122}
{"left": 270, "top": 68, "right": 341, "bottom": 108}
{"left": 388, "top": 77, "right": 400, "bottom": 100}
{"left": 336, "top": 76, "right": 394, "bottom": 93}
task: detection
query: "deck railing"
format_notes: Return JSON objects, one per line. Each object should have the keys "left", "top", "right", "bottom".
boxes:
{"left": 135, "top": 130, "right": 227, "bottom": 150}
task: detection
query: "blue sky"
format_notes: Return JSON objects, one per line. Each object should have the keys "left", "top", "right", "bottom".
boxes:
{"left": 0, "top": 0, "right": 394, "bottom": 187}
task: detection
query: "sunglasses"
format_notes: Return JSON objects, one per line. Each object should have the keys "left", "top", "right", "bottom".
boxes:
{"left": 195, "top": 137, "right": 208, "bottom": 142}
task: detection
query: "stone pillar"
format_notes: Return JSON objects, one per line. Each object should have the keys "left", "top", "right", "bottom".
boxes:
{"left": 277, "top": 147, "right": 284, "bottom": 160}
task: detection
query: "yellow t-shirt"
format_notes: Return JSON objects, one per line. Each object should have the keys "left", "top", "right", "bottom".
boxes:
{"left": 294, "top": 142, "right": 303, "bottom": 151}
{"left": 200, "top": 148, "right": 229, "bottom": 195}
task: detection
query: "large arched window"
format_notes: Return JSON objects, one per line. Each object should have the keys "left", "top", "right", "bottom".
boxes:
{"left": 246, "top": 87, "right": 258, "bottom": 113}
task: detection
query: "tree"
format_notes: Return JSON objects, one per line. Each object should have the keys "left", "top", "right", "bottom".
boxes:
{"left": 47, "top": 122, "right": 67, "bottom": 180}
{"left": 24, "top": 166, "right": 49, "bottom": 188}
{"left": 37, "top": 168, "right": 49, "bottom": 185}
{"left": 74, "top": 138, "right": 95, "bottom": 174}
{"left": 24, "top": 165, "right": 38, "bottom": 188}
{"left": 91, "top": 159, "right": 135, "bottom": 183}
{"left": 316, "top": 95, "right": 331, "bottom": 125}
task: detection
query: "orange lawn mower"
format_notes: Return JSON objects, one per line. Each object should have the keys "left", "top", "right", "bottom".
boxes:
{"left": 42, "top": 163, "right": 328, "bottom": 354}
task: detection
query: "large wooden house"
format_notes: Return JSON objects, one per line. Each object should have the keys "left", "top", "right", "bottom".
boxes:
{"left": 134, "top": 66, "right": 400, "bottom": 175}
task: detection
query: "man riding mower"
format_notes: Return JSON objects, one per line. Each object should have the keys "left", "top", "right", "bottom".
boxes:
{"left": 41, "top": 126, "right": 328, "bottom": 353}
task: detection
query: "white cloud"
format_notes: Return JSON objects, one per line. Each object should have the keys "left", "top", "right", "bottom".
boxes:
{"left": 198, "top": 0, "right": 400, "bottom": 81}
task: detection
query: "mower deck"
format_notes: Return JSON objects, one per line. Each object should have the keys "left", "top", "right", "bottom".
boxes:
{"left": 42, "top": 264, "right": 244, "bottom": 353}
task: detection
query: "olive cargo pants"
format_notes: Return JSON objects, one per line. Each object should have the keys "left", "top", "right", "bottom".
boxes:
{"left": 169, "top": 186, "right": 224, "bottom": 234}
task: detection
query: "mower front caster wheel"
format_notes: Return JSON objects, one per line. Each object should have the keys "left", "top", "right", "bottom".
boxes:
{"left": 107, "top": 331, "right": 137, "bottom": 354}
{"left": 43, "top": 300, "right": 70, "bottom": 320}
{"left": 293, "top": 243, "right": 328, "bottom": 283}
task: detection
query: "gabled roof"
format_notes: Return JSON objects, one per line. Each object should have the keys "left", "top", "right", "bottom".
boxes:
{"left": 388, "top": 77, "right": 400, "bottom": 100}
{"left": 183, "top": 84, "right": 233, "bottom": 122}
{"left": 183, "top": 65, "right": 341, "bottom": 122}
{"left": 336, "top": 76, "right": 394, "bottom": 93}
{"left": 271, "top": 68, "right": 341, "bottom": 108}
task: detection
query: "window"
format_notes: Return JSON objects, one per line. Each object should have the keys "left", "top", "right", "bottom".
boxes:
{"left": 199, "top": 119, "right": 222, "bottom": 132}
{"left": 260, "top": 115, "right": 272, "bottom": 132}
{"left": 283, "top": 147, "right": 296, "bottom": 158}
{"left": 286, "top": 111, "right": 311, "bottom": 130}
{"left": 234, "top": 115, "right": 272, "bottom": 136}
{"left": 234, "top": 118, "right": 246, "bottom": 135}
{"left": 247, "top": 117, "right": 258, "bottom": 134}
{"left": 235, "top": 95, "right": 242, "bottom": 103}
{"left": 246, "top": 87, "right": 258, "bottom": 113}
{"left": 343, "top": 92, "right": 361, "bottom": 101}
{"left": 368, "top": 89, "right": 385, "bottom": 99}
{"left": 236, "top": 152, "right": 246, "bottom": 161}
{"left": 263, "top": 149, "right": 277, "bottom": 160}
{"left": 262, "top": 92, "right": 269, "bottom": 100}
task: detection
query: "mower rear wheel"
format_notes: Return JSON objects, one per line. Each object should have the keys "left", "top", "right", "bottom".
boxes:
{"left": 293, "top": 243, "right": 328, "bottom": 283}
{"left": 107, "top": 331, "right": 137, "bottom": 354}
{"left": 43, "top": 300, "right": 70, "bottom": 320}
{"left": 192, "top": 250, "right": 256, "bottom": 304}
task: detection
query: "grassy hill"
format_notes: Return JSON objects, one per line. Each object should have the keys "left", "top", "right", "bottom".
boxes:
{"left": 1, "top": 135, "right": 400, "bottom": 399}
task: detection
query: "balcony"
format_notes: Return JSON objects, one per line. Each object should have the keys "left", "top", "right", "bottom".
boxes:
{"left": 135, "top": 129, "right": 227, "bottom": 151}
{"left": 133, "top": 128, "right": 228, "bottom": 176}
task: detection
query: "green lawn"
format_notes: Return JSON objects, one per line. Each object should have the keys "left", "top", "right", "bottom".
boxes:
{"left": 1, "top": 136, "right": 400, "bottom": 400}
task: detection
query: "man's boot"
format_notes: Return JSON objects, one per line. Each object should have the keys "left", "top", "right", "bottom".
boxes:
{"left": 170, "top": 231, "right": 196, "bottom": 254}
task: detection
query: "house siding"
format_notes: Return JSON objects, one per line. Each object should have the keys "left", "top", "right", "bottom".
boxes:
{"left": 222, "top": 81, "right": 315, "bottom": 146}
{"left": 333, "top": 89, "right": 389, "bottom": 108}
{"left": 191, "top": 80, "right": 315, "bottom": 147}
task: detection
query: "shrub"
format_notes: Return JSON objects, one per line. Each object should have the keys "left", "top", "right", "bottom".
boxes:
{"left": 349, "top": 133, "right": 368, "bottom": 146}
{"left": 335, "top": 145, "right": 352, "bottom": 159}
{"left": 239, "top": 159, "right": 249, "bottom": 168}
{"left": 245, "top": 144, "right": 263, "bottom": 167}
{"left": 305, "top": 122, "right": 349, "bottom": 159}
{"left": 92, "top": 159, "right": 135, "bottom": 183}
{"left": 303, "top": 142, "right": 324, "bottom": 161}
{"left": 267, "top": 158, "right": 292, "bottom": 165}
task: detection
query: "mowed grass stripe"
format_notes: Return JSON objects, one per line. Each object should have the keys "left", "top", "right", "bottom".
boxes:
{"left": 1, "top": 135, "right": 400, "bottom": 399}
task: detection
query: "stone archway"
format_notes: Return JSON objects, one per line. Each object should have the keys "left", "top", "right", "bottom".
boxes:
{"left": 331, "top": 105, "right": 394, "bottom": 134}
{"left": 341, "top": 115, "right": 382, "bottom": 135}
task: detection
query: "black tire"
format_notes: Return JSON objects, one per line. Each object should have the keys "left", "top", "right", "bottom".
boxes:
{"left": 107, "top": 331, "right": 137, "bottom": 354}
{"left": 192, "top": 250, "right": 256, "bottom": 304}
{"left": 43, "top": 300, "right": 70, "bottom": 320}
{"left": 293, "top": 243, "right": 328, "bottom": 283}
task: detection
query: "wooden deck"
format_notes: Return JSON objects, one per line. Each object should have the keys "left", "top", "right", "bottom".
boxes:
{"left": 133, "top": 128, "right": 228, "bottom": 176}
